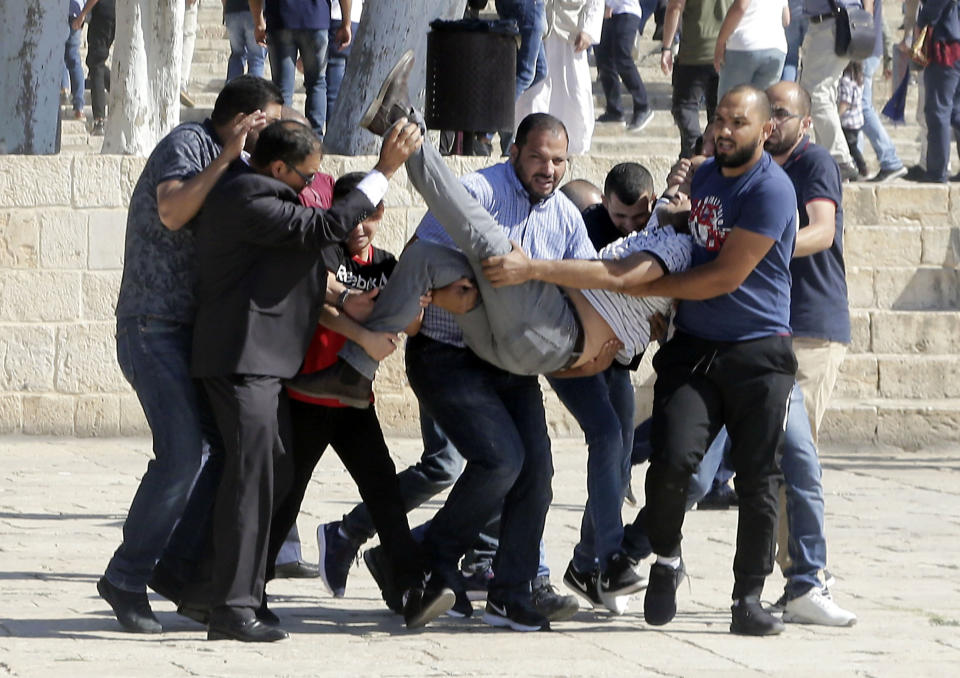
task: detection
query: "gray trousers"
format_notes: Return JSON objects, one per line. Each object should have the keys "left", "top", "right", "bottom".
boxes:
{"left": 340, "top": 135, "right": 579, "bottom": 378}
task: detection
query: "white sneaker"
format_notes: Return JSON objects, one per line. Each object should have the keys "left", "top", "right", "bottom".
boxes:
{"left": 783, "top": 587, "right": 857, "bottom": 627}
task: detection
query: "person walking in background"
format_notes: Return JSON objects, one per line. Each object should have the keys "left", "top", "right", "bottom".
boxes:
{"left": 596, "top": 0, "right": 655, "bottom": 132}
{"left": 180, "top": 0, "right": 200, "bottom": 108}
{"left": 224, "top": 0, "right": 267, "bottom": 81}
{"left": 860, "top": 0, "right": 908, "bottom": 181}
{"left": 73, "top": 0, "right": 116, "bottom": 136}
{"left": 838, "top": 61, "right": 869, "bottom": 178}
{"left": 782, "top": 0, "right": 807, "bottom": 81}
{"left": 916, "top": 0, "right": 960, "bottom": 183}
{"left": 714, "top": 0, "right": 789, "bottom": 98}
{"left": 64, "top": 0, "right": 86, "bottom": 121}
{"left": 326, "top": 0, "right": 363, "bottom": 124}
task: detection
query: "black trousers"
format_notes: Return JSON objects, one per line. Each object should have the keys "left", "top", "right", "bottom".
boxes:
{"left": 843, "top": 127, "right": 868, "bottom": 176}
{"left": 643, "top": 331, "right": 796, "bottom": 599}
{"left": 200, "top": 374, "right": 294, "bottom": 611}
{"left": 265, "top": 399, "right": 426, "bottom": 592}
{"left": 85, "top": 0, "right": 115, "bottom": 120}
{"left": 596, "top": 13, "right": 648, "bottom": 117}
{"left": 670, "top": 62, "right": 718, "bottom": 159}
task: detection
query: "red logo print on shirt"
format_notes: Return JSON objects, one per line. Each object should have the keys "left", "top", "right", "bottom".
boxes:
{"left": 689, "top": 195, "right": 729, "bottom": 252}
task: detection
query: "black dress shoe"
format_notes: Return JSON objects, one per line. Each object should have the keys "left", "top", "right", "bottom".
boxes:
{"left": 177, "top": 601, "right": 209, "bottom": 625}
{"left": 730, "top": 595, "right": 785, "bottom": 636}
{"left": 207, "top": 608, "right": 289, "bottom": 642}
{"left": 97, "top": 576, "right": 162, "bottom": 634}
{"left": 360, "top": 49, "right": 414, "bottom": 136}
{"left": 257, "top": 594, "right": 280, "bottom": 626}
{"left": 273, "top": 560, "right": 319, "bottom": 579}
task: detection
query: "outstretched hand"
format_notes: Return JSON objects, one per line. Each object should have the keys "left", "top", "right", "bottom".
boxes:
{"left": 358, "top": 330, "right": 400, "bottom": 361}
{"left": 482, "top": 240, "right": 532, "bottom": 287}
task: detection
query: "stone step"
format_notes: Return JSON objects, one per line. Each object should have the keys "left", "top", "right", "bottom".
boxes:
{"left": 845, "top": 224, "right": 959, "bottom": 268}
{"left": 847, "top": 265, "right": 960, "bottom": 311}
{"left": 820, "top": 398, "right": 960, "bottom": 449}
{"left": 836, "top": 354, "right": 960, "bottom": 400}
{"left": 853, "top": 309, "right": 960, "bottom": 354}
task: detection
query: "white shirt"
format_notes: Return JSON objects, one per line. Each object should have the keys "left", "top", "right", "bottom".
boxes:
{"left": 726, "top": 0, "right": 788, "bottom": 52}
{"left": 605, "top": 0, "right": 643, "bottom": 19}
{"left": 582, "top": 222, "right": 692, "bottom": 364}
{"left": 331, "top": 0, "right": 363, "bottom": 23}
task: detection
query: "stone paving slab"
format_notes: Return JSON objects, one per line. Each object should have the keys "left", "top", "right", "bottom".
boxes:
{"left": 1, "top": 435, "right": 959, "bottom": 677}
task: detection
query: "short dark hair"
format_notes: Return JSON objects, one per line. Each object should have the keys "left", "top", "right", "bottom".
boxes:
{"left": 211, "top": 75, "right": 283, "bottom": 125}
{"left": 723, "top": 84, "right": 772, "bottom": 123}
{"left": 603, "top": 162, "right": 654, "bottom": 205}
{"left": 514, "top": 113, "right": 568, "bottom": 149}
{"left": 250, "top": 120, "right": 321, "bottom": 168}
{"left": 333, "top": 171, "right": 368, "bottom": 202}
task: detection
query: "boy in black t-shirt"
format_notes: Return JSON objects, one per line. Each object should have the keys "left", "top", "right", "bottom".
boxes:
{"left": 263, "top": 173, "right": 453, "bottom": 629}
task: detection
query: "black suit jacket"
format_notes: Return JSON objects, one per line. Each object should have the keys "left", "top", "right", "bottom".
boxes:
{"left": 191, "top": 163, "right": 375, "bottom": 379}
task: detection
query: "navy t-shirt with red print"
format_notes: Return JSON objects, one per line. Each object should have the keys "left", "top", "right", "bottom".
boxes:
{"left": 675, "top": 153, "right": 798, "bottom": 342}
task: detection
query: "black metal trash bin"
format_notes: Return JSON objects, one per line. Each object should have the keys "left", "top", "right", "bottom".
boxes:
{"left": 425, "top": 19, "right": 518, "bottom": 132}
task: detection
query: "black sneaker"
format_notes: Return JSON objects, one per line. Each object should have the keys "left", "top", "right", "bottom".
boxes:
{"left": 90, "top": 118, "right": 105, "bottom": 136}
{"left": 531, "top": 576, "right": 579, "bottom": 622}
{"left": 730, "top": 595, "right": 785, "bottom": 636}
{"left": 462, "top": 566, "right": 494, "bottom": 601}
{"left": 599, "top": 552, "right": 646, "bottom": 614}
{"left": 317, "top": 521, "right": 360, "bottom": 597}
{"left": 403, "top": 585, "right": 455, "bottom": 629}
{"left": 627, "top": 109, "right": 654, "bottom": 133}
{"left": 695, "top": 483, "right": 738, "bottom": 510}
{"left": 562, "top": 561, "right": 602, "bottom": 609}
{"left": 483, "top": 594, "right": 551, "bottom": 632}
{"left": 363, "top": 545, "right": 403, "bottom": 613}
{"left": 97, "top": 576, "right": 162, "bottom": 634}
{"left": 286, "top": 360, "right": 373, "bottom": 408}
{"left": 868, "top": 166, "right": 908, "bottom": 182}
{"left": 839, "top": 162, "right": 860, "bottom": 182}
{"left": 596, "top": 111, "right": 625, "bottom": 123}
{"left": 643, "top": 559, "right": 685, "bottom": 626}
{"left": 904, "top": 164, "right": 927, "bottom": 182}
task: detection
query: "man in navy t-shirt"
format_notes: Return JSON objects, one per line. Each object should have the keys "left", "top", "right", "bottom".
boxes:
{"left": 627, "top": 85, "right": 798, "bottom": 636}
{"left": 761, "top": 81, "right": 857, "bottom": 626}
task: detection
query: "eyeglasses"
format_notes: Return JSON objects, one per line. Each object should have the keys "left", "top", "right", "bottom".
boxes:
{"left": 285, "top": 163, "right": 316, "bottom": 185}
{"left": 772, "top": 108, "right": 801, "bottom": 123}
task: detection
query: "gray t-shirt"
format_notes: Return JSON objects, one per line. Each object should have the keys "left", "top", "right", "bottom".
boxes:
{"left": 115, "top": 121, "right": 223, "bottom": 323}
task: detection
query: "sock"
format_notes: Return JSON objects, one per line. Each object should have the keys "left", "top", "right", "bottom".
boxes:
{"left": 656, "top": 555, "right": 681, "bottom": 570}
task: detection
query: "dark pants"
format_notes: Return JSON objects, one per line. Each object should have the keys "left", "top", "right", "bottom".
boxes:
{"left": 406, "top": 334, "right": 553, "bottom": 601}
{"left": 923, "top": 59, "right": 960, "bottom": 183}
{"left": 843, "top": 127, "right": 868, "bottom": 176}
{"left": 200, "top": 375, "right": 294, "bottom": 611}
{"left": 671, "top": 62, "right": 718, "bottom": 158}
{"left": 85, "top": 0, "right": 115, "bottom": 120}
{"left": 596, "top": 13, "right": 648, "bottom": 118}
{"left": 265, "top": 399, "right": 425, "bottom": 591}
{"left": 643, "top": 331, "right": 796, "bottom": 600}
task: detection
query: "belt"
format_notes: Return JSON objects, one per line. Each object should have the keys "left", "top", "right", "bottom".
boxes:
{"left": 560, "top": 295, "right": 586, "bottom": 370}
{"left": 809, "top": 12, "right": 836, "bottom": 24}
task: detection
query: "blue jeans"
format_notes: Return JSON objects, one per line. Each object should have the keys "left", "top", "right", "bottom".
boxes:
{"left": 105, "top": 317, "right": 223, "bottom": 592}
{"left": 407, "top": 334, "right": 553, "bottom": 599}
{"left": 496, "top": 0, "right": 547, "bottom": 97}
{"left": 781, "top": 0, "right": 807, "bottom": 82}
{"left": 718, "top": 48, "right": 786, "bottom": 99}
{"left": 225, "top": 10, "right": 266, "bottom": 81}
{"left": 860, "top": 55, "right": 903, "bottom": 172}
{"left": 923, "top": 59, "right": 960, "bottom": 182}
{"left": 267, "top": 28, "right": 329, "bottom": 135}
{"left": 325, "top": 20, "right": 357, "bottom": 122}
{"left": 549, "top": 366, "right": 634, "bottom": 572}
{"left": 64, "top": 25, "right": 84, "bottom": 112}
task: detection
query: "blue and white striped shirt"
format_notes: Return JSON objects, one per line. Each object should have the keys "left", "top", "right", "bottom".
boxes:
{"left": 416, "top": 161, "right": 597, "bottom": 347}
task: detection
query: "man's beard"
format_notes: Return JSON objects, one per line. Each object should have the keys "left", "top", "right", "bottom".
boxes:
{"left": 715, "top": 139, "right": 759, "bottom": 169}
{"left": 764, "top": 130, "right": 799, "bottom": 156}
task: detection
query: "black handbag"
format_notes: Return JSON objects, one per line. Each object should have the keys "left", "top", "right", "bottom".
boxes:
{"left": 828, "top": 0, "right": 875, "bottom": 60}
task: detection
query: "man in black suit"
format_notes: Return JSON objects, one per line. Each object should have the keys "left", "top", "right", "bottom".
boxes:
{"left": 190, "top": 118, "right": 436, "bottom": 642}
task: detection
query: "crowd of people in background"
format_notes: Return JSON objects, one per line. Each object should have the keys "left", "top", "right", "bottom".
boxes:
{"left": 85, "top": 0, "right": 959, "bottom": 646}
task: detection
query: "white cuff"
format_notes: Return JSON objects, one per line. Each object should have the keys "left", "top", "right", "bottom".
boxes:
{"left": 356, "top": 170, "right": 389, "bottom": 206}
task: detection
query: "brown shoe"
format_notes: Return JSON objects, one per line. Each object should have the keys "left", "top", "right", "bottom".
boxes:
{"left": 360, "top": 49, "right": 414, "bottom": 136}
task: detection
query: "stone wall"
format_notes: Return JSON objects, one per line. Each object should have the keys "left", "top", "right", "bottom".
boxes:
{"left": 0, "top": 152, "right": 663, "bottom": 437}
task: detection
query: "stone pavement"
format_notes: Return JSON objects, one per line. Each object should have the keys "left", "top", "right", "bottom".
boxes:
{"left": 1, "top": 435, "right": 959, "bottom": 677}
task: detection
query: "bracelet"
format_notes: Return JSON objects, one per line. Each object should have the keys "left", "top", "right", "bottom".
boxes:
{"left": 335, "top": 289, "right": 350, "bottom": 312}
{"left": 661, "top": 46, "right": 672, "bottom": 52}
